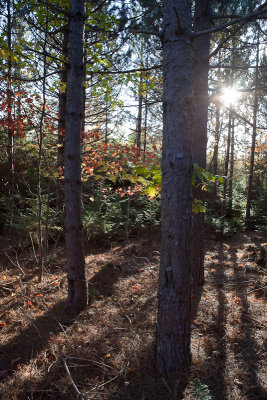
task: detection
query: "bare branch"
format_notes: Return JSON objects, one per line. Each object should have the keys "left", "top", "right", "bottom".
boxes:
{"left": 88, "top": 64, "right": 162, "bottom": 77}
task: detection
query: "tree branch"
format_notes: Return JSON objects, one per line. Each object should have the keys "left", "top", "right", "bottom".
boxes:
{"left": 209, "top": 64, "right": 267, "bottom": 69}
{"left": 88, "top": 64, "right": 162, "bottom": 77}
{"left": 209, "top": 20, "right": 248, "bottom": 59}
{"left": 192, "top": 4, "right": 267, "bottom": 38}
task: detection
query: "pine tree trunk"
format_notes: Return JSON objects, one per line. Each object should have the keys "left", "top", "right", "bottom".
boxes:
{"left": 65, "top": 0, "right": 87, "bottom": 314}
{"left": 220, "top": 111, "right": 231, "bottom": 233}
{"left": 136, "top": 72, "right": 143, "bottom": 150}
{"left": 57, "top": 27, "right": 68, "bottom": 212}
{"left": 228, "top": 118, "right": 235, "bottom": 216}
{"left": 7, "top": 0, "right": 14, "bottom": 198}
{"left": 156, "top": 0, "right": 193, "bottom": 379}
{"left": 191, "top": 0, "right": 212, "bottom": 287}
{"left": 211, "top": 103, "right": 220, "bottom": 211}
{"left": 245, "top": 34, "right": 259, "bottom": 230}
{"left": 143, "top": 93, "right": 148, "bottom": 161}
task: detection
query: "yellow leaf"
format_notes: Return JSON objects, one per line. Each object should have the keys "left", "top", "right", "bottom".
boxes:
{"left": 1, "top": 275, "right": 7, "bottom": 280}
{"left": 105, "top": 353, "right": 111, "bottom": 358}
{"left": 53, "top": 172, "right": 59, "bottom": 178}
{"left": 89, "top": 197, "right": 94, "bottom": 201}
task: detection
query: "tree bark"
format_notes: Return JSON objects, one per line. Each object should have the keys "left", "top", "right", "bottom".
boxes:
{"left": 136, "top": 67, "right": 143, "bottom": 150}
{"left": 65, "top": 0, "right": 87, "bottom": 313}
{"left": 228, "top": 118, "right": 235, "bottom": 216}
{"left": 191, "top": 0, "right": 212, "bottom": 287}
{"left": 143, "top": 92, "right": 148, "bottom": 161}
{"left": 57, "top": 26, "right": 69, "bottom": 212}
{"left": 245, "top": 33, "right": 259, "bottom": 229}
{"left": 156, "top": 0, "right": 193, "bottom": 379}
{"left": 220, "top": 110, "right": 231, "bottom": 233}
{"left": 7, "top": 0, "right": 14, "bottom": 198}
{"left": 211, "top": 102, "right": 220, "bottom": 210}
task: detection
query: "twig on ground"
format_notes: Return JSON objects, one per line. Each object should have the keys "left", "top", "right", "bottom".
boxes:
{"left": 62, "top": 348, "right": 85, "bottom": 399}
{"left": 94, "top": 374, "right": 120, "bottom": 389}
{"left": 122, "top": 335, "right": 140, "bottom": 382}
{"left": 66, "top": 356, "right": 117, "bottom": 372}
{"left": 4, "top": 251, "right": 25, "bottom": 275}
{"left": 119, "top": 303, "right": 132, "bottom": 324}
{"left": 132, "top": 254, "right": 157, "bottom": 276}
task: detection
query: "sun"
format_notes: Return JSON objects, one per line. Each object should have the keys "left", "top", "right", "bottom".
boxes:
{"left": 220, "top": 86, "right": 241, "bottom": 106}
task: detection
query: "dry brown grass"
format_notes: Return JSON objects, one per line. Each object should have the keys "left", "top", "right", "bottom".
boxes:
{"left": 0, "top": 231, "right": 266, "bottom": 400}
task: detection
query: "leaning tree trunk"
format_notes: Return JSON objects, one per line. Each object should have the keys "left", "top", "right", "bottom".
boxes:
{"left": 156, "top": 0, "right": 193, "bottom": 379}
{"left": 245, "top": 33, "right": 259, "bottom": 230}
{"left": 65, "top": 0, "right": 87, "bottom": 313}
{"left": 191, "top": 0, "right": 212, "bottom": 287}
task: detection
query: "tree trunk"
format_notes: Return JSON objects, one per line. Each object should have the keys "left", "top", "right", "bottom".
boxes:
{"left": 191, "top": 0, "right": 212, "bottom": 287}
{"left": 57, "top": 26, "right": 69, "bottom": 212}
{"left": 211, "top": 103, "right": 220, "bottom": 211}
{"left": 156, "top": 0, "right": 193, "bottom": 379}
{"left": 7, "top": 0, "right": 14, "bottom": 198}
{"left": 136, "top": 70, "right": 143, "bottom": 150}
{"left": 65, "top": 0, "right": 87, "bottom": 314}
{"left": 228, "top": 118, "right": 235, "bottom": 216}
{"left": 143, "top": 93, "right": 148, "bottom": 161}
{"left": 245, "top": 33, "right": 259, "bottom": 229}
{"left": 220, "top": 110, "right": 231, "bottom": 233}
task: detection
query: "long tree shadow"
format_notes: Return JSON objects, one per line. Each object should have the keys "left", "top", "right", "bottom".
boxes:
{"left": 0, "top": 239, "right": 162, "bottom": 398}
{"left": 1, "top": 290, "right": 170, "bottom": 399}
{"left": 198, "top": 239, "right": 231, "bottom": 400}
{"left": 233, "top": 258, "right": 266, "bottom": 399}
{"left": 0, "top": 299, "right": 75, "bottom": 372}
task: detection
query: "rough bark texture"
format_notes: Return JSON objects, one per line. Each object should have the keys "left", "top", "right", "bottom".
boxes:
{"left": 7, "top": 0, "right": 14, "bottom": 197}
{"left": 191, "top": 0, "right": 212, "bottom": 287}
{"left": 136, "top": 69, "right": 143, "bottom": 150}
{"left": 220, "top": 111, "right": 231, "bottom": 234}
{"left": 245, "top": 34, "right": 259, "bottom": 229}
{"left": 57, "top": 27, "right": 68, "bottom": 212}
{"left": 156, "top": 0, "right": 193, "bottom": 378}
{"left": 211, "top": 103, "right": 220, "bottom": 210}
{"left": 65, "top": 0, "right": 87, "bottom": 313}
{"left": 228, "top": 118, "right": 235, "bottom": 215}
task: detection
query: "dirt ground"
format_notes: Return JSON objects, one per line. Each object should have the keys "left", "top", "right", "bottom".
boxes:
{"left": 0, "top": 231, "right": 266, "bottom": 400}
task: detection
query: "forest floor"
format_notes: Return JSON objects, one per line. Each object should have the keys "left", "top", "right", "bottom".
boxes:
{"left": 0, "top": 230, "right": 266, "bottom": 400}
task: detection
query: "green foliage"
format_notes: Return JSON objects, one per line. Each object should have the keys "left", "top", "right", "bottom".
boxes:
{"left": 193, "top": 379, "right": 213, "bottom": 400}
{"left": 83, "top": 186, "right": 160, "bottom": 240}
{"left": 193, "top": 163, "right": 224, "bottom": 192}
{"left": 192, "top": 163, "right": 224, "bottom": 214}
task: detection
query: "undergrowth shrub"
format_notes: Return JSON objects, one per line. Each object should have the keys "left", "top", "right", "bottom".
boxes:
{"left": 193, "top": 379, "right": 213, "bottom": 400}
